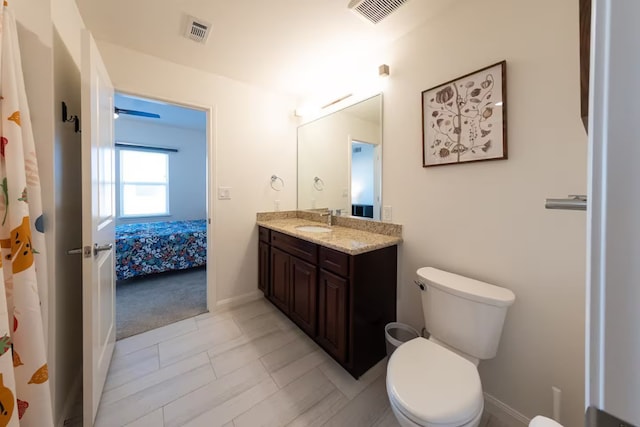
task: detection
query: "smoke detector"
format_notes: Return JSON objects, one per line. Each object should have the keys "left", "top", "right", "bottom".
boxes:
{"left": 348, "top": 0, "right": 410, "bottom": 24}
{"left": 184, "top": 16, "right": 212, "bottom": 44}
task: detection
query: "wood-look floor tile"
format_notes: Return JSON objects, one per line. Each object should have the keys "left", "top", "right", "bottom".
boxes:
{"left": 228, "top": 298, "right": 275, "bottom": 322}
{"left": 195, "top": 310, "right": 235, "bottom": 330}
{"left": 321, "top": 375, "right": 392, "bottom": 427}
{"left": 181, "top": 378, "right": 279, "bottom": 427}
{"left": 163, "top": 360, "right": 270, "bottom": 427}
{"left": 270, "top": 349, "right": 329, "bottom": 388}
{"left": 259, "top": 334, "right": 318, "bottom": 373}
{"left": 233, "top": 368, "right": 337, "bottom": 427}
{"left": 234, "top": 309, "right": 295, "bottom": 336}
{"left": 95, "top": 362, "right": 215, "bottom": 427}
{"left": 210, "top": 329, "right": 301, "bottom": 377}
{"left": 319, "top": 356, "right": 387, "bottom": 400}
{"left": 159, "top": 318, "right": 242, "bottom": 367}
{"left": 114, "top": 317, "right": 197, "bottom": 357}
{"left": 371, "top": 406, "right": 401, "bottom": 427}
{"left": 124, "top": 408, "right": 163, "bottom": 427}
{"left": 104, "top": 345, "right": 159, "bottom": 392}
{"left": 287, "top": 389, "right": 349, "bottom": 427}
{"left": 101, "top": 353, "right": 210, "bottom": 406}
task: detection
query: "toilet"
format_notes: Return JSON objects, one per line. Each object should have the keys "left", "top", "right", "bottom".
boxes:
{"left": 386, "top": 267, "right": 516, "bottom": 427}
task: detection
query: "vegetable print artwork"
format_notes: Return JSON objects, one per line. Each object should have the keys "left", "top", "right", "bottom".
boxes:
{"left": 422, "top": 61, "right": 507, "bottom": 167}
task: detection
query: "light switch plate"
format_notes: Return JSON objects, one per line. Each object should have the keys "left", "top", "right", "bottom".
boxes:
{"left": 382, "top": 205, "right": 392, "bottom": 221}
{"left": 218, "top": 187, "right": 231, "bottom": 200}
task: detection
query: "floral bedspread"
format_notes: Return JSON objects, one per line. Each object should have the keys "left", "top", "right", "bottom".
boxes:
{"left": 115, "top": 219, "right": 207, "bottom": 280}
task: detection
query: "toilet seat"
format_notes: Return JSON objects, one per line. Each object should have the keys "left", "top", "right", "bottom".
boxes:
{"left": 387, "top": 338, "right": 484, "bottom": 426}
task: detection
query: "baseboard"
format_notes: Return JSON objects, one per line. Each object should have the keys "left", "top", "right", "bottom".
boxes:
{"left": 57, "top": 369, "right": 82, "bottom": 427}
{"left": 215, "top": 290, "right": 262, "bottom": 309}
{"left": 484, "top": 392, "right": 530, "bottom": 427}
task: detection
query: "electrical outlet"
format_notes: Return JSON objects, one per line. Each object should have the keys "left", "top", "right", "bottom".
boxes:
{"left": 217, "top": 187, "right": 231, "bottom": 200}
{"left": 383, "top": 206, "right": 392, "bottom": 221}
{"left": 274, "top": 200, "right": 280, "bottom": 211}
{"left": 342, "top": 189, "right": 348, "bottom": 197}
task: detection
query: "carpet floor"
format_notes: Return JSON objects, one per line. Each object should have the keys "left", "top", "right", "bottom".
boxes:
{"left": 116, "top": 267, "right": 207, "bottom": 340}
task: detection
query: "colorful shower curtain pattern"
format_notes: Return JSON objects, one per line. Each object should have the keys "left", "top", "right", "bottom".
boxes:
{"left": 0, "top": 4, "right": 53, "bottom": 427}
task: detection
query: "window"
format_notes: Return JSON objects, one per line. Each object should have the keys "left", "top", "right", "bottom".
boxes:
{"left": 119, "top": 149, "right": 169, "bottom": 217}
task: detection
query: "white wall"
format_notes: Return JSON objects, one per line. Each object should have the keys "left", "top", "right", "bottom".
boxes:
{"left": 96, "top": 41, "right": 297, "bottom": 303}
{"left": 382, "top": 0, "right": 586, "bottom": 425}
{"left": 114, "top": 118, "right": 207, "bottom": 224}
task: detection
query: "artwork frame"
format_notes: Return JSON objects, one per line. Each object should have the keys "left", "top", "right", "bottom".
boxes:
{"left": 422, "top": 61, "right": 507, "bottom": 167}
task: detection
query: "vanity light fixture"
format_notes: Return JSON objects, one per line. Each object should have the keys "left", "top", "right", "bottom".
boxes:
{"left": 379, "top": 64, "right": 390, "bottom": 78}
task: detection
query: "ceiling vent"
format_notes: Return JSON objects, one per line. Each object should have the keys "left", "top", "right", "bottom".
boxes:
{"left": 348, "top": 0, "right": 409, "bottom": 24}
{"left": 184, "top": 16, "right": 212, "bottom": 44}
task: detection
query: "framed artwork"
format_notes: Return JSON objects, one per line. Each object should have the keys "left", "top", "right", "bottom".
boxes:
{"left": 422, "top": 61, "right": 507, "bottom": 167}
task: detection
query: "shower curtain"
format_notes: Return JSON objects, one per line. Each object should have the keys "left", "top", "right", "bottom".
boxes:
{"left": 0, "top": 3, "right": 54, "bottom": 426}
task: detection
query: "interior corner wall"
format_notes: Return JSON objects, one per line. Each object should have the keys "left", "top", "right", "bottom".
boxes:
{"left": 382, "top": 0, "right": 586, "bottom": 426}
{"left": 114, "top": 118, "right": 207, "bottom": 224}
{"left": 96, "top": 40, "right": 298, "bottom": 302}
{"left": 52, "top": 28, "right": 83, "bottom": 426}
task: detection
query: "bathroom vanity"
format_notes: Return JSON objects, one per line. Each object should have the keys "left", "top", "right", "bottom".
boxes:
{"left": 257, "top": 212, "right": 401, "bottom": 378}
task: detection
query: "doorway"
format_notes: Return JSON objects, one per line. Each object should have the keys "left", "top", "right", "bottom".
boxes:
{"left": 113, "top": 92, "right": 209, "bottom": 339}
{"left": 351, "top": 140, "right": 381, "bottom": 220}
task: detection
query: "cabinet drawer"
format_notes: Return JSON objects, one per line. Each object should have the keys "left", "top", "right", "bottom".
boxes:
{"left": 319, "top": 246, "right": 349, "bottom": 277}
{"left": 271, "top": 231, "right": 318, "bottom": 263}
{"left": 259, "top": 227, "right": 271, "bottom": 243}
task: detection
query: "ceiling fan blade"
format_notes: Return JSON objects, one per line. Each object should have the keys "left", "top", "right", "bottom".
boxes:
{"left": 115, "top": 107, "right": 161, "bottom": 119}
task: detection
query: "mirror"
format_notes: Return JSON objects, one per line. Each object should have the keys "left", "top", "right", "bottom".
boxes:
{"left": 297, "top": 94, "right": 382, "bottom": 220}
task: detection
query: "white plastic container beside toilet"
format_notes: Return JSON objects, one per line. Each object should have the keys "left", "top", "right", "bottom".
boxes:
{"left": 529, "top": 416, "right": 563, "bottom": 427}
{"left": 386, "top": 267, "right": 515, "bottom": 427}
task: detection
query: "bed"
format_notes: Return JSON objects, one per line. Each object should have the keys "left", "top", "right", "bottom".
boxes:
{"left": 115, "top": 219, "right": 207, "bottom": 281}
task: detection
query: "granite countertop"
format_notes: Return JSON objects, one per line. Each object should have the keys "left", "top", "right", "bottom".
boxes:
{"left": 257, "top": 215, "right": 402, "bottom": 256}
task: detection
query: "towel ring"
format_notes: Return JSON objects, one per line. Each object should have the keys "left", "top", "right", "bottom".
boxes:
{"left": 313, "top": 176, "right": 325, "bottom": 191}
{"left": 270, "top": 175, "right": 284, "bottom": 191}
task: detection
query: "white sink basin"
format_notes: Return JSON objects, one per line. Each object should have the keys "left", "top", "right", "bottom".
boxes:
{"left": 296, "top": 225, "right": 333, "bottom": 233}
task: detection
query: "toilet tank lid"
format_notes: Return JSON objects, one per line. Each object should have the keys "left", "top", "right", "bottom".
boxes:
{"left": 417, "top": 267, "right": 515, "bottom": 307}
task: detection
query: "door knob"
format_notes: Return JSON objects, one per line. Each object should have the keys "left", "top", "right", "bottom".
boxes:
{"left": 93, "top": 243, "right": 113, "bottom": 256}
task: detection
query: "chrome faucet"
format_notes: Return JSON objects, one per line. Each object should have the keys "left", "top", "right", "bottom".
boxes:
{"left": 320, "top": 210, "right": 332, "bottom": 226}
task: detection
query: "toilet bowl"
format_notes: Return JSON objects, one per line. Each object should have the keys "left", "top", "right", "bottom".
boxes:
{"left": 386, "top": 337, "right": 484, "bottom": 427}
{"left": 386, "top": 267, "right": 515, "bottom": 427}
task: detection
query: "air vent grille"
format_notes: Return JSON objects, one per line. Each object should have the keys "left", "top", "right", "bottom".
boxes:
{"left": 348, "top": 0, "right": 409, "bottom": 24}
{"left": 185, "top": 16, "right": 211, "bottom": 44}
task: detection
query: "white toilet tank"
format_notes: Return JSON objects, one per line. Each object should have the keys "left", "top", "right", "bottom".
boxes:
{"left": 416, "top": 267, "right": 515, "bottom": 360}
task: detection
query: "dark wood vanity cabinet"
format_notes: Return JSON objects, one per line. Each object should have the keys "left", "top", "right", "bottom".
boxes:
{"left": 289, "top": 257, "right": 317, "bottom": 336}
{"left": 258, "top": 226, "right": 397, "bottom": 378}
{"left": 317, "top": 269, "right": 349, "bottom": 363}
{"left": 258, "top": 241, "right": 270, "bottom": 294}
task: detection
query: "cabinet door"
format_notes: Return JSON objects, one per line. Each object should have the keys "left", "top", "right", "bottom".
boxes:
{"left": 318, "top": 269, "right": 349, "bottom": 363}
{"left": 258, "top": 241, "right": 270, "bottom": 295}
{"left": 270, "top": 247, "right": 290, "bottom": 313}
{"left": 289, "top": 257, "right": 317, "bottom": 336}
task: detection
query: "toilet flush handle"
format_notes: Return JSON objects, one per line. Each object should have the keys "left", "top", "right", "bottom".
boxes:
{"left": 414, "top": 280, "right": 426, "bottom": 291}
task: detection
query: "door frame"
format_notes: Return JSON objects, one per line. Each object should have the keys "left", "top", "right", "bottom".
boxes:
{"left": 114, "top": 89, "right": 218, "bottom": 310}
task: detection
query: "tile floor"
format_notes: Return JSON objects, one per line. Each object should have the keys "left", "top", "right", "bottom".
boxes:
{"left": 85, "top": 298, "right": 506, "bottom": 427}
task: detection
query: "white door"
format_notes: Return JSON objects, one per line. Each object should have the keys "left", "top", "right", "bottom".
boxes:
{"left": 81, "top": 30, "right": 116, "bottom": 426}
{"left": 587, "top": 0, "right": 640, "bottom": 425}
